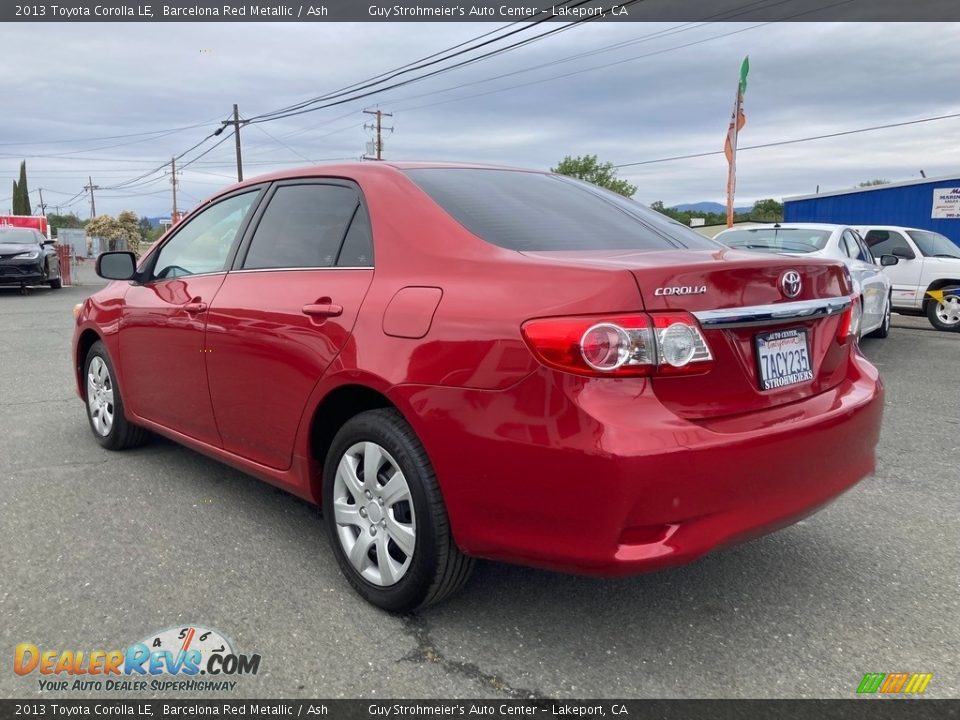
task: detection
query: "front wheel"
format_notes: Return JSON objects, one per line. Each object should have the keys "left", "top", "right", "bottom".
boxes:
{"left": 869, "top": 293, "right": 892, "bottom": 338}
{"left": 927, "top": 286, "right": 960, "bottom": 332}
{"left": 84, "top": 341, "right": 148, "bottom": 450}
{"left": 322, "top": 408, "right": 474, "bottom": 612}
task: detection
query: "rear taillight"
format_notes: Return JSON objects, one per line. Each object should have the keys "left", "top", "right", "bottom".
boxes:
{"left": 837, "top": 296, "right": 861, "bottom": 344}
{"left": 521, "top": 312, "right": 713, "bottom": 378}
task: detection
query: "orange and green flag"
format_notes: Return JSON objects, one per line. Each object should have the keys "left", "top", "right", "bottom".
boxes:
{"left": 724, "top": 56, "right": 749, "bottom": 228}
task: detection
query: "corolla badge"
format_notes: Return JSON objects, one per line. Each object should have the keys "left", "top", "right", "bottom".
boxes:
{"left": 654, "top": 285, "right": 707, "bottom": 296}
{"left": 780, "top": 270, "right": 802, "bottom": 298}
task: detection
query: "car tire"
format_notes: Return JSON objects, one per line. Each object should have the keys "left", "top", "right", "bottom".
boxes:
{"left": 869, "top": 293, "right": 891, "bottom": 339}
{"left": 926, "top": 286, "right": 960, "bottom": 332}
{"left": 322, "top": 408, "right": 474, "bottom": 612}
{"left": 48, "top": 275, "right": 63, "bottom": 289}
{"left": 83, "top": 341, "right": 149, "bottom": 450}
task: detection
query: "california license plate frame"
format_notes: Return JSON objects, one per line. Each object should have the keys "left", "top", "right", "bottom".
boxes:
{"left": 754, "top": 328, "right": 814, "bottom": 391}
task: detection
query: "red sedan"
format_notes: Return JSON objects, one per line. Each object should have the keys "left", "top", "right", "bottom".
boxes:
{"left": 73, "top": 163, "right": 883, "bottom": 611}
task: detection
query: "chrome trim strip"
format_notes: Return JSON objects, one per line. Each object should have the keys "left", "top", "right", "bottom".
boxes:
{"left": 693, "top": 297, "right": 851, "bottom": 329}
{"left": 229, "top": 266, "right": 373, "bottom": 274}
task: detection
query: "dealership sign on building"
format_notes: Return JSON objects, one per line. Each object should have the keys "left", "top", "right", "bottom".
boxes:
{"left": 932, "top": 187, "right": 960, "bottom": 218}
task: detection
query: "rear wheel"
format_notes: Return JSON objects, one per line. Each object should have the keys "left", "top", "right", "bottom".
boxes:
{"left": 927, "top": 286, "right": 960, "bottom": 332}
{"left": 869, "top": 293, "right": 891, "bottom": 338}
{"left": 84, "top": 342, "right": 148, "bottom": 450}
{"left": 322, "top": 408, "right": 474, "bottom": 612}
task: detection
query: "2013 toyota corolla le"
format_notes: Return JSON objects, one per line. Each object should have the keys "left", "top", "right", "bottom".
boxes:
{"left": 73, "top": 163, "right": 884, "bottom": 611}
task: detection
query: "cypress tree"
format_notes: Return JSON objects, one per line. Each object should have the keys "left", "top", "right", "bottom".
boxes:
{"left": 11, "top": 180, "right": 18, "bottom": 213}
{"left": 16, "top": 161, "right": 32, "bottom": 215}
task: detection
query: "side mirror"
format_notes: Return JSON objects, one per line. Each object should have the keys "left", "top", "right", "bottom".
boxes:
{"left": 42, "top": 239, "right": 56, "bottom": 246}
{"left": 96, "top": 251, "right": 138, "bottom": 281}
{"left": 892, "top": 246, "right": 915, "bottom": 260}
{"left": 879, "top": 254, "right": 899, "bottom": 267}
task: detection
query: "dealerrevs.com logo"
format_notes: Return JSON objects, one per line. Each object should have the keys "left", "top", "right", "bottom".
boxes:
{"left": 15, "top": 625, "right": 260, "bottom": 693}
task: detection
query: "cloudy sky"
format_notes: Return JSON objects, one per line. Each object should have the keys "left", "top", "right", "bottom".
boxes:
{"left": 1, "top": 21, "right": 958, "bottom": 217}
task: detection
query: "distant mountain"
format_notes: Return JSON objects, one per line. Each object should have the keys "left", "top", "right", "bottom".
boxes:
{"left": 671, "top": 202, "right": 752, "bottom": 214}
{"left": 144, "top": 216, "right": 168, "bottom": 228}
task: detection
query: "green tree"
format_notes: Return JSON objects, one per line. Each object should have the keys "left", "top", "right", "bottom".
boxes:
{"left": 13, "top": 161, "right": 32, "bottom": 215}
{"left": 858, "top": 179, "right": 889, "bottom": 187}
{"left": 750, "top": 198, "right": 783, "bottom": 221}
{"left": 138, "top": 216, "right": 153, "bottom": 238}
{"left": 86, "top": 211, "right": 143, "bottom": 254}
{"left": 552, "top": 155, "right": 637, "bottom": 197}
{"left": 48, "top": 213, "right": 86, "bottom": 231}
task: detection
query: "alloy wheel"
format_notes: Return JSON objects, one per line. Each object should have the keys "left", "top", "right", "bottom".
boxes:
{"left": 935, "top": 295, "right": 960, "bottom": 327}
{"left": 86, "top": 356, "right": 115, "bottom": 436}
{"left": 332, "top": 441, "right": 417, "bottom": 587}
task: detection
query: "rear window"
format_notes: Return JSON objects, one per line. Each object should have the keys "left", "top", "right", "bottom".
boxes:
{"left": 404, "top": 168, "right": 716, "bottom": 252}
{"left": 719, "top": 227, "right": 831, "bottom": 253}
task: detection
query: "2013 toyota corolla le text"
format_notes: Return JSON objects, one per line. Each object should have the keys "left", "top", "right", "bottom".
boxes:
{"left": 72, "top": 163, "right": 884, "bottom": 611}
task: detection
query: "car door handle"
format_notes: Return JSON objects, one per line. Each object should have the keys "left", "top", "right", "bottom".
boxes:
{"left": 184, "top": 301, "right": 208, "bottom": 313}
{"left": 302, "top": 302, "right": 343, "bottom": 318}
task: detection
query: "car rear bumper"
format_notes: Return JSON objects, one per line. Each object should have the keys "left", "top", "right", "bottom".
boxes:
{"left": 392, "top": 350, "right": 883, "bottom": 576}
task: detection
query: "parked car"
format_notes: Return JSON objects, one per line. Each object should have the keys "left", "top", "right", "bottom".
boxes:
{"left": 855, "top": 225, "right": 960, "bottom": 332}
{"left": 715, "top": 223, "right": 896, "bottom": 338}
{"left": 0, "top": 227, "right": 62, "bottom": 290}
{"left": 73, "top": 163, "right": 883, "bottom": 611}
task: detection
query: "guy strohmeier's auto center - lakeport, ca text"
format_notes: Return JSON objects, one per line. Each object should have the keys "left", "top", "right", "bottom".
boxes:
{"left": 15, "top": 3, "right": 628, "bottom": 18}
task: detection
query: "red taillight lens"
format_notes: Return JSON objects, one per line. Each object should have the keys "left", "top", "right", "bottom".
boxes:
{"left": 521, "top": 314, "right": 655, "bottom": 377}
{"left": 521, "top": 312, "right": 712, "bottom": 378}
{"left": 837, "top": 296, "right": 861, "bottom": 344}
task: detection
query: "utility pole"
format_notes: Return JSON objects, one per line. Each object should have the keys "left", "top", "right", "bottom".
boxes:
{"left": 363, "top": 108, "right": 393, "bottom": 161}
{"left": 84, "top": 176, "right": 100, "bottom": 218}
{"left": 168, "top": 156, "right": 179, "bottom": 220}
{"left": 37, "top": 188, "right": 47, "bottom": 215}
{"left": 218, "top": 104, "right": 244, "bottom": 181}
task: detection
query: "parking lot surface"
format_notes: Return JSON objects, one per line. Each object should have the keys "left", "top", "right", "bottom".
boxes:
{"left": 2, "top": 268, "right": 957, "bottom": 699}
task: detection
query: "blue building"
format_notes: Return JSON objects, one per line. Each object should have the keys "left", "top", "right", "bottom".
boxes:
{"left": 783, "top": 175, "right": 960, "bottom": 247}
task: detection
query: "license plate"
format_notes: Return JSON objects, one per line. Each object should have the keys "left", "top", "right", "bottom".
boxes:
{"left": 755, "top": 328, "right": 814, "bottom": 391}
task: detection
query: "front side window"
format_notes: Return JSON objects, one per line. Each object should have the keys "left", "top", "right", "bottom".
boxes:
{"left": 243, "top": 184, "right": 360, "bottom": 270}
{"left": 404, "top": 168, "right": 716, "bottom": 252}
{"left": 152, "top": 191, "right": 259, "bottom": 279}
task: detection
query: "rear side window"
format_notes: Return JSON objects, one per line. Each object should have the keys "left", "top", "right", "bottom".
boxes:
{"left": 864, "top": 229, "right": 908, "bottom": 257}
{"left": 336, "top": 204, "right": 373, "bottom": 267}
{"left": 243, "top": 184, "right": 359, "bottom": 270}
{"left": 404, "top": 168, "right": 716, "bottom": 251}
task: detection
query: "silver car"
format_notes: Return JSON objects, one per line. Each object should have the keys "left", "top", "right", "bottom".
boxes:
{"left": 715, "top": 223, "right": 897, "bottom": 338}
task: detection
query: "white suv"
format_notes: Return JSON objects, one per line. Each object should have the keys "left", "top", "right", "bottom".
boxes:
{"left": 857, "top": 226, "right": 960, "bottom": 332}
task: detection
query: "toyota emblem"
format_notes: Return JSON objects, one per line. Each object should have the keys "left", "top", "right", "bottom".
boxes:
{"left": 780, "top": 270, "right": 802, "bottom": 298}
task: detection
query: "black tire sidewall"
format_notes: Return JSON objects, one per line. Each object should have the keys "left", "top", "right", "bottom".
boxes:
{"left": 322, "top": 410, "right": 444, "bottom": 613}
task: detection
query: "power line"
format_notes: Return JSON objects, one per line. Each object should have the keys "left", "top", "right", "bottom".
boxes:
{"left": 248, "top": 0, "right": 639, "bottom": 125}
{"left": 612, "top": 111, "right": 960, "bottom": 169}
{"left": 246, "top": 5, "right": 582, "bottom": 123}
{"left": 0, "top": 117, "right": 223, "bottom": 148}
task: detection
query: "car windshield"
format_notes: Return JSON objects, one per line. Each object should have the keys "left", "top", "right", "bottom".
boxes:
{"left": 404, "top": 168, "right": 717, "bottom": 251}
{"left": 907, "top": 230, "right": 960, "bottom": 258}
{"left": 0, "top": 228, "right": 39, "bottom": 244}
{"left": 719, "top": 227, "right": 831, "bottom": 253}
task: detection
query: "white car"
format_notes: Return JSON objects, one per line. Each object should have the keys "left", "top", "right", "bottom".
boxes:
{"left": 715, "top": 223, "right": 896, "bottom": 338}
{"left": 855, "top": 226, "right": 960, "bottom": 332}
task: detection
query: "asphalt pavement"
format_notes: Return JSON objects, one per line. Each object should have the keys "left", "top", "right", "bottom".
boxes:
{"left": 1, "top": 266, "right": 957, "bottom": 699}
